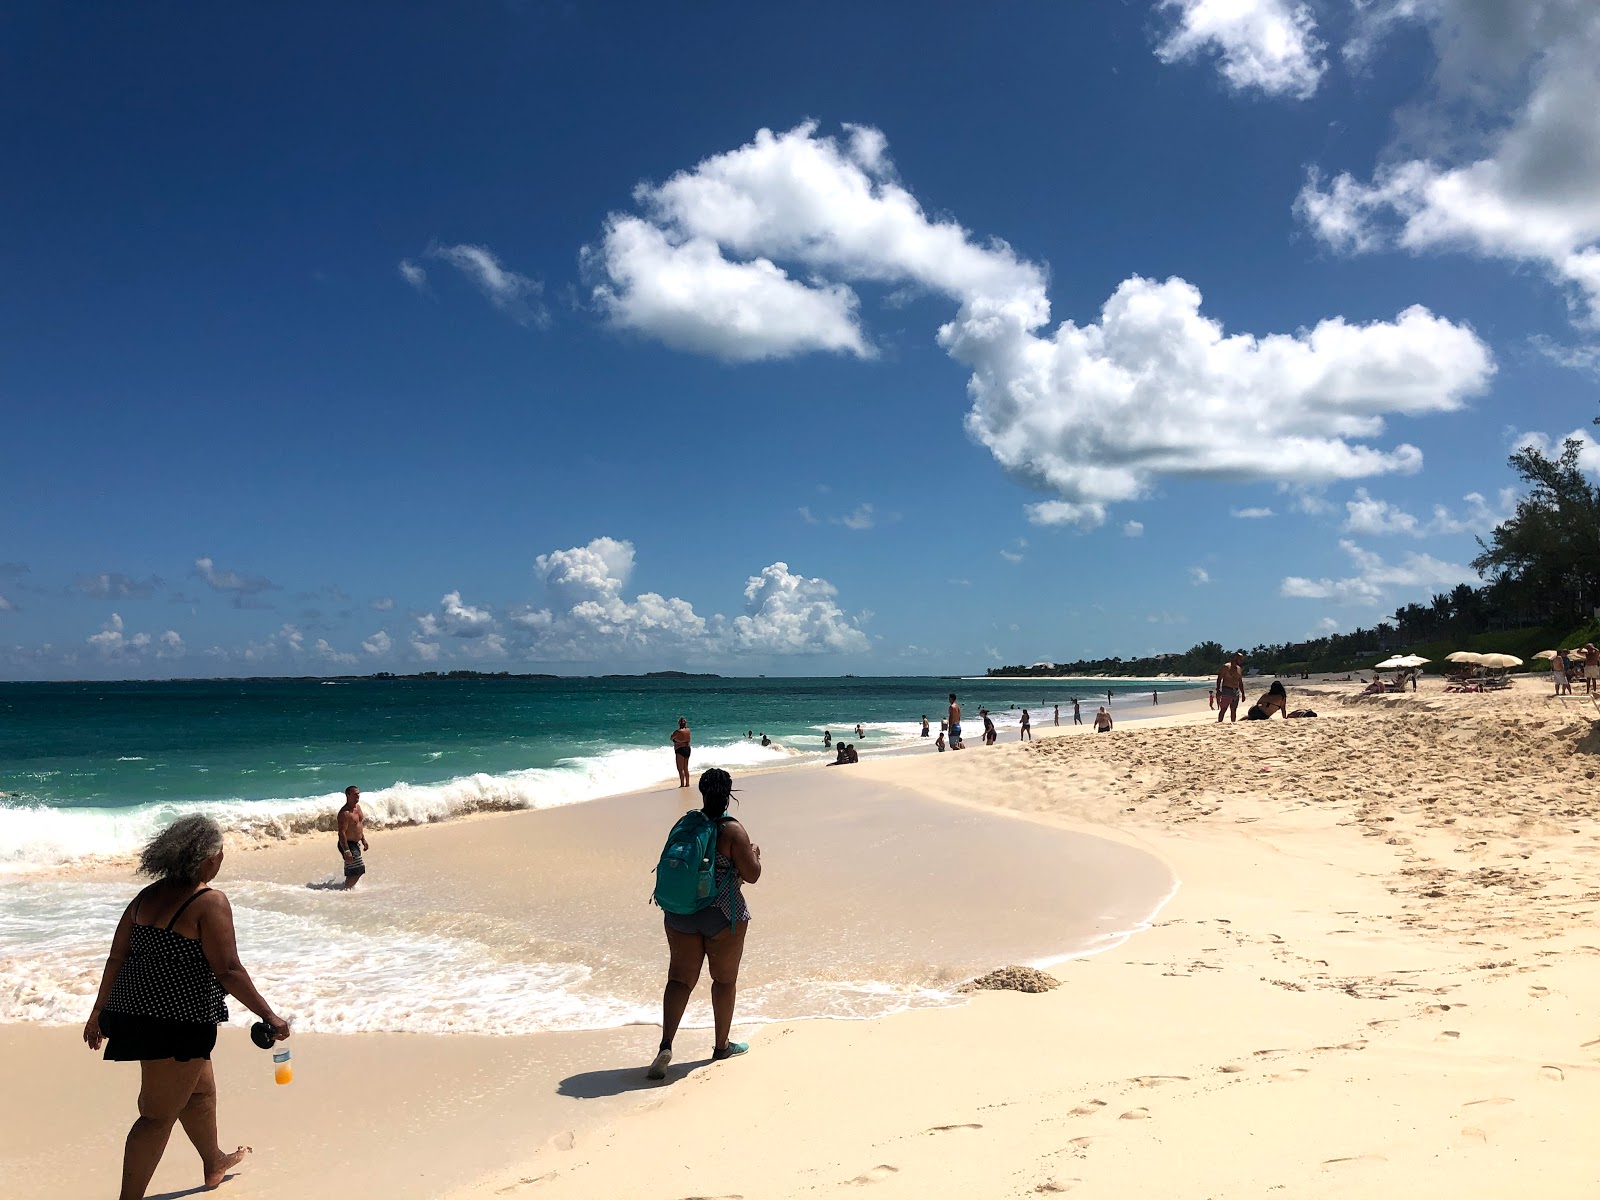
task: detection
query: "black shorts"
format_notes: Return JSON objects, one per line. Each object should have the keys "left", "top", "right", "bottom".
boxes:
{"left": 100, "top": 1011, "right": 219, "bottom": 1062}
{"left": 664, "top": 908, "right": 734, "bottom": 938}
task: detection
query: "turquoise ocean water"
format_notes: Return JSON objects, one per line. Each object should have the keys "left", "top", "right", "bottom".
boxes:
{"left": 1, "top": 675, "right": 1199, "bottom": 868}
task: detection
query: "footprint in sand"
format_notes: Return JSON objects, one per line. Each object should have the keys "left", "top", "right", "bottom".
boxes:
{"left": 847, "top": 1165, "right": 900, "bottom": 1185}
{"left": 1216, "top": 1064, "right": 1246, "bottom": 1074}
{"left": 1130, "top": 1075, "right": 1190, "bottom": 1087}
{"left": 1540, "top": 1065, "right": 1566, "bottom": 1082}
{"left": 1034, "top": 1180, "right": 1082, "bottom": 1193}
{"left": 924, "top": 1124, "right": 983, "bottom": 1134}
{"left": 1067, "top": 1136, "right": 1096, "bottom": 1151}
{"left": 1459, "top": 1127, "right": 1489, "bottom": 1143}
{"left": 1068, "top": 1100, "right": 1107, "bottom": 1115}
{"left": 1252, "top": 1048, "right": 1290, "bottom": 1058}
{"left": 547, "top": 1131, "right": 575, "bottom": 1152}
{"left": 496, "top": 1173, "right": 557, "bottom": 1194}
{"left": 1118, "top": 1107, "right": 1151, "bottom": 1120}
{"left": 1269, "top": 1068, "right": 1311, "bottom": 1083}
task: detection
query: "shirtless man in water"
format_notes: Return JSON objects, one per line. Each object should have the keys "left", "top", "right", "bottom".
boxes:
{"left": 337, "top": 786, "right": 368, "bottom": 889}
{"left": 947, "top": 693, "right": 963, "bottom": 749}
{"left": 1216, "top": 652, "right": 1246, "bottom": 724}
{"left": 671, "top": 717, "right": 692, "bottom": 787}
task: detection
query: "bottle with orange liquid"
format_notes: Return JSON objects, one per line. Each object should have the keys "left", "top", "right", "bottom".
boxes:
{"left": 272, "top": 1048, "right": 293, "bottom": 1085}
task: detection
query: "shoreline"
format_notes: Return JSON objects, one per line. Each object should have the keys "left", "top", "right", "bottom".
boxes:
{"left": 6, "top": 677, "right": 1598, "bottom": 1198}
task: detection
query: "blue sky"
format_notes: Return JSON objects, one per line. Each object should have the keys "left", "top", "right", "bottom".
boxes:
{"left": 4, "top": 1, "right": 1598, "bottom": 679}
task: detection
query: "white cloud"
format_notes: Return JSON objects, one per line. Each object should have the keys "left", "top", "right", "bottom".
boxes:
{"left": 535, "top": 537, "right": 637, "bottom": 605}
{"left": 86, "top": 613, "right": 182, "bottom": 659}
{"left": 834, "top": 503, "right": 875, "bottom": 530}
{"left": 1000, "top": 549, "right": 1024, "bottom": 563}
{"left": 75, "top": 572, "right": 161, "bottom": 600}
{"left": 361, "top": 630, "right": 392, "bottom": 656}
{"left": 416, "top": 591, "right": 495, "bottom": 639}
{"left": 1231, "top": 506, "right": 1276, "bottom": 519}
{"left": 1190, "top": 566, "right": 1212, "bottom": 585}
{"left": 398, "top": 259, "right": 427, "bottom": 291}
{"left": 593, "top": 124, "right": 1494, "bottom": 525}
{"left": 1153, "top": 0, "right": 1327, "bottom": 99}
{"left": 1280, "top": 539, "right": 1475, "bottom": 605}
{"left": 798, "top": 506, "right": 819, "bottom": 524}
{"left": 1300, "top": 3, "right": 1600, "bottom": 329}
{"left": 1513, "top": 427, "right": 1600, "bottom": 476}
{"left": 1122, "top": 520, "right": 1145, "bottom": 537}
{"left": 427, "top": 242, "right": 547, "bottom": 327}
{"left": 371, "top": 597, "right": 395, "bottom": 611}
{"left": 728, "top": 562, "right": 869, "bottom": 655}
{"left": 409, "top": 633, "right": 441, "bottom": 662}
{"left": 278, "top": 623, "right": 305, "bottom": 654}
{"left": 1312, "top": 616, "right": 1341, "bottom": 634}
{"left": 194, "top": 556, "right": 278, "bottom": 607}
{"left": 0, "top": 594, "right": 13, "bottom": 612}
{"left": 1344, "top": 485, "right": 1519, "bottom": 535}
{"left": 315, "top": 638, "right": 358, "bottom": 666}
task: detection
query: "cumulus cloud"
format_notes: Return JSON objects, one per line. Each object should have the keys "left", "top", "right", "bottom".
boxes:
{"left": 1231, "top": 506, "right": 1276, "bottom": 518}
{"left": 361, "top": 630, "right": 392, "bottom": 656}
{"left": 1513, "top": 427, "right": 1600, "bottom": 476}
{"left": 1280, "top": 539, "right": 1475, "bottom": 605}
{"left": 834, "top": 504, "right": 875, "bottom": 530}
{"left": 1343, "top": 486, "right": 1518, "bottom": 536}
{"left": 1123, "top": 520, "right": 1145, "bottom": 537}
{"left": 426, "top": 242, "right": 547, "bottom": 327}
{"left": 398, "top": 259, "right": 427, "bottom": 290}
{"left": 1190, "top": 567, "right": 1212, "bottom": 585}
{"left": 194, "top": 557, "right": 278, "bottom": 608}
{"left": 417, "top": 591, "right": 495, "bottom": 639}
{"left": 590, "top": 124, "right": 1494, "bottom": 526}
{"left": 1299, "top": 2, "right": 1600, "bottom": 329}
{"left": 1153, "top": 0, "right": 1327, "bottom": 99}
{"left": 86, "top": 613, "right": 183, "bottom": 659}
{"left": 315, "top": 638, "right": 358, "bottom": 665}
{"left": 727, "top": 562, "right": 870, "bottom": 655}
{"left": 371, "top": 597, "right": 395, "bottom": 611}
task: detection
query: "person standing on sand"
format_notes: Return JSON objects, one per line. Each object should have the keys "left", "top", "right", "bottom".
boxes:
{"left": 948, "top": 693, "right": 963, "bottom": 749}
{"left": 83, "top": 815, "right": 290, "bottom": 1200}
{"left": 337, "top": 786, "right": 368, "bottom": 889}
{"left": 1020, "top": 708, "right": 1032, "bottom": 740}
{"left": 671, "top": 718, "right": 692, "bottom": 788}
{"left": 649, "top": 768, "right": 760, "bottom": 1080}
{"left": 1208, "top": 689, "right": 1215, "bottom": 710}
{"left": 1152, "top": 690, "right": 1158, "bottom": 705}
{"left": 1053, "top": 703, "right": 1059, "bottom": 726}
{"left": 1216, "top": 653, "right": 1245, "bottom": 723}
{"left": 1093, "top": 706, "right": 1113, "bottom": 733}
{"left": 1584, "top": 644, "right": 1599, "bottom": 695}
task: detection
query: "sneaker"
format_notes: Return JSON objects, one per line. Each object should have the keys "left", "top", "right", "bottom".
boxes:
{"left": 711, "top": 1041, "right": 749, "bottom": 1062}
{"left": 646, "top": 1048, "right": 672, "bottom": 1080}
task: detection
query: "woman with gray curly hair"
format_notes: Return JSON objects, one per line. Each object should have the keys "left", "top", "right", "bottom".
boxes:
{"left": 82, "top": 815, "right": 290, "bottom": 1199}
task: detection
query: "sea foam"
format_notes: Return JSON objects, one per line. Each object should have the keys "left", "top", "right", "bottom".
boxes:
{"left": 0, "top": 738, "right": 795, "bottom": 873}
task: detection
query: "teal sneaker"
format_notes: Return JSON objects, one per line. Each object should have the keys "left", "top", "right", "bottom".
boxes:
{"left": 711, "top": 1041, "right": 748, "bottom": 1062}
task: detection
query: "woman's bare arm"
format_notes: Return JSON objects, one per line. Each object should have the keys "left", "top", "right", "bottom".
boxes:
{"left": 82, "top": 896, "right": 138, "bottom": 1048}
{"left": 197, "top": 892, "right": 289, "bottom": 1037}
{"left": 723, "top": 820, "right": 762, "bottom": 884}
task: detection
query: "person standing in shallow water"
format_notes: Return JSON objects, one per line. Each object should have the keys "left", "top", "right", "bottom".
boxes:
{"left": 671, "top": 717, "right": 692, "bottom": 788}
{"left": 83, "top": 815, "right": 290, "bottom": 1200}
{"left": 337, "top": 786, "right": 368, "bottom": 888}
{"left": 649, "top": 768, "right": 761, "bottom": 1079}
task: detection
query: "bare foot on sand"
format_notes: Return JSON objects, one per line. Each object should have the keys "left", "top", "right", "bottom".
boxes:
{"left": 205, "top": 1145, "right": 251, "bottom": 1189}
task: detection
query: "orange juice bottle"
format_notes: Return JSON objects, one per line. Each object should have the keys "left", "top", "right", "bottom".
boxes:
{"left": 272, "top": 1048, "right": 293, "bottom": 1085}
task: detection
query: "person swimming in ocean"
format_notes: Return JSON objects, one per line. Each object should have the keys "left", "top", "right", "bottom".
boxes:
{"left": 671, "top": 718, "right": 692, "bottom": 788}
{"left": 823, "top": 730, "right": 832, "bottom": 748}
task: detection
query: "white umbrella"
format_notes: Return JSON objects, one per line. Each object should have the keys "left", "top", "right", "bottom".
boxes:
{"left": 1533, "top": 650, "right": 1559, "bottom": 660}
{"left": 1394, "top": 654, "right": 1430, "bottom": 667}
{"left": 1478, "top": 653, "right": 1523, "bottom": 670}
{"left": 1374, "top": 656, "right": 1406, "bottom": 670}
{"left": 1446, "top": 651, "right": 1485, "bottom": 664}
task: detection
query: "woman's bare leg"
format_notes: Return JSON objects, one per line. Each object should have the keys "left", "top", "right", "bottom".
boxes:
{"left": 704, "top": 922, "right": 749, "bottom": 1051}
{"left": 660, "top": 925, "right": 705, "bottom": 1047}
{"left": 176, "top": 1059, "right": 250, "bottom": 1187}
{"left": 121, "top": 1058, "right": 205, "bottom": 1200}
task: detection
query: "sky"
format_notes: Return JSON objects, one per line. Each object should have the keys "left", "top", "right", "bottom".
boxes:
{"left": 4, "top": 0, "right": 1599, "bottom": 680}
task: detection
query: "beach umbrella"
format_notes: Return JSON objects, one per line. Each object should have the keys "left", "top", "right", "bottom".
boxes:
{"left": 1533, "top": 650, "right": 1559, "bottom": 660}
{"left": 1374, "top": 656, "right": 1406, "bottom": 669}
{"left": 1446, "top": 651, "right": 1485, "bottom": 664}
{"left": 1394, "top": 654, "right": 1430, "bottom": 667}
{"left": 1478, "top": 653, "right": 1523, "bottom": 670}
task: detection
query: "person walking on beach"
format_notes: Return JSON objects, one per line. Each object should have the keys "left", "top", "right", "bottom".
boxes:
{"left": 648, "top": 768, "right": 760, "bottom": 1080}
{"left": 1020, "top": 708, "right": 1032, "bottom": 740}
{"left": 1584, "top": 644, "right": 1600, "bottom": 695}
{"left": 671, "top": 718, "right": 692, "bottom": 788}
{"left": 920, "top": 715, "right": 930, "bottom": 738}
{"left": 1151, "top": 690, "right": 1158, "bottom": 706}
{"left": 1053, "top": 704, "right": 1059, "bottom": 726}
{"left": 83, "top": 815, "right": 291, "bottom": 1200}
{"left": 337, "top": 786, "right": 368, "bottom": 889}
{"left": 1094, "top": 706, "right": 1113, "bottom": 733}
{"left": 1208, "top": 689, "right": 1215, "bottom": 710}
{"left": 1216, "top": 653, "right": 1245, "bottom": 723}
{"left": 1072, "top": 698, "right": 1082, "bottom": 725}
{"left": 947, "top": 693, "right": 964, "bottom": 749}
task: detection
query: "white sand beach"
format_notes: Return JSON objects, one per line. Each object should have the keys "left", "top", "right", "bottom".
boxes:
{"left": 4, "top": 678, "right": 1598, "bottom": 1198}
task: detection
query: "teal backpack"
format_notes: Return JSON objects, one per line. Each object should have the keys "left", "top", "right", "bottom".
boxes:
{"left": 652, "top": 810, "right": 723, "bottom": 916}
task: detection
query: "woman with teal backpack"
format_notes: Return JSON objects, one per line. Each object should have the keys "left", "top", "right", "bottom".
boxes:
{"left": 648, "top": 768, "right": 761, "bottom": 1080}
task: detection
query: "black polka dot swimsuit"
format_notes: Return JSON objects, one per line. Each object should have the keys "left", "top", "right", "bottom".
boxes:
{"left": 100, "top": 889, "right": 229, "bottom": 1062}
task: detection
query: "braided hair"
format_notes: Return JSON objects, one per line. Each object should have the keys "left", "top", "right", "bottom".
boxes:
{"left": 698, "top": 767, "right": 735, "bottom": 820}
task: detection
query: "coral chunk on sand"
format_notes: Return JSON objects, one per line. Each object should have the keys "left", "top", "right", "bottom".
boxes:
{"left": 960, "top": 966, "right": 1060, "bottom": 994}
